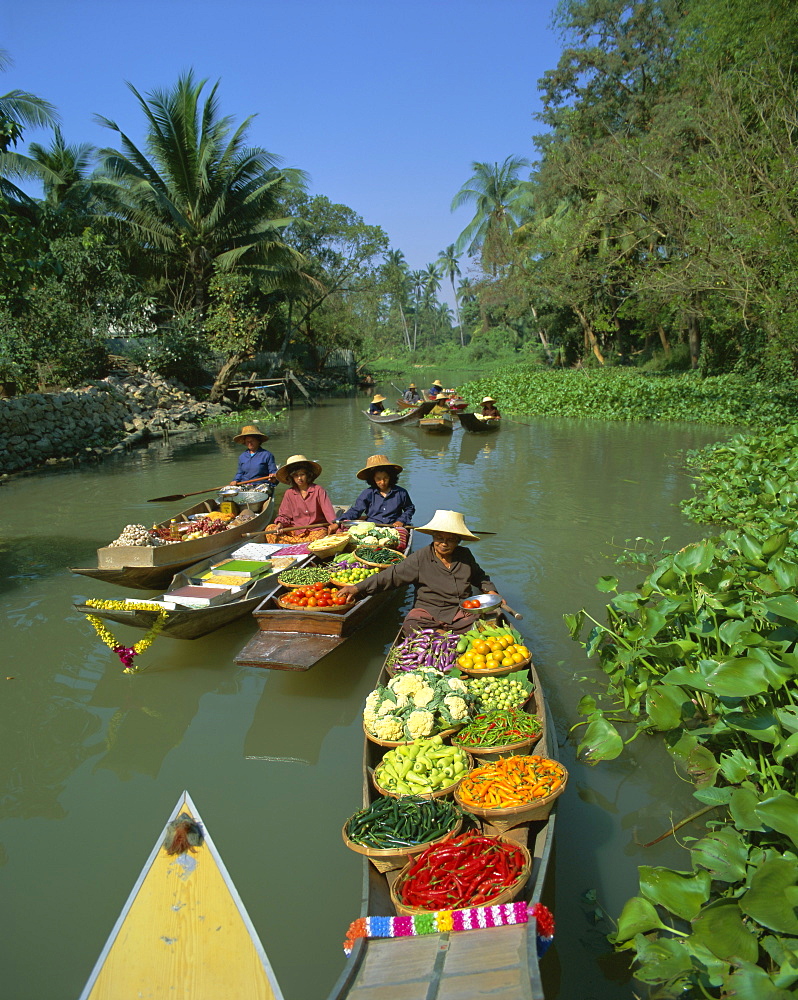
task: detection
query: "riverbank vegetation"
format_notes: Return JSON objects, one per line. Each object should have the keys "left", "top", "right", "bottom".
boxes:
{"left": 4, "top": 1, "right": 798, "bottom": 403}
{"left": 567, "top": 425, "right": 798, "bottom": 995}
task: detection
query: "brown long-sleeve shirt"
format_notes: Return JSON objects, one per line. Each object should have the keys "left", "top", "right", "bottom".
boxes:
{"left": 353, "top": 542, "right": 495, "bottom": 624}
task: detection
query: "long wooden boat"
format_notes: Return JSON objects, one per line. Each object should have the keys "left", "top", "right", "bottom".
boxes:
{"left": 235, "top": 531, "right": 414, "bottom": 670}
{"left": 327, "top": 628, "right": 557, "bottom": 1000}
{"left": 72, "top": 546, "right": 312, "bottom": 640}
{"left": 363, "top": 400, "right": 436, "bottom": 424}
{"left": 70, "top": 495, "right": 274, "bottom": 591}
{"left": 458, "top": 412, "right": 501, "bottom": 433}
{"left": 418, "top": 413, "right": 455, "bottom": 433}
{"left": 79, "top": 790, "right": 285, "bottom": 1000}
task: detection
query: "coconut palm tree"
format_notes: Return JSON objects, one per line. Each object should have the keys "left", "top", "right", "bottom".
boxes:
{"left": 382, "top": 249, "right": 412, "bottom": 349}
{"left": 0, "top": 49, "right": 60, "bottom": 204}
{"left": 93, "top": 70, "right": 306, "bottom": 313}
{"left": 451, "top": 155, "right": 533, "bottom": 266}
{"left": 437, "top": 244, "right": 464, "bottom": 346}
{"left": 27, "top": 127, "right": 96, "bottom": 214}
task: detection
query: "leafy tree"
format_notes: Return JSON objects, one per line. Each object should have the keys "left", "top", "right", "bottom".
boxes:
{"left": 437, "top": 244, "right": 464, "bottom": 345}
{"left": 94, "top": 70, "right": 306, "bottom": 315}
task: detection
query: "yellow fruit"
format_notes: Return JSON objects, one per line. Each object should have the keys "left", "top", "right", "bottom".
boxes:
{"left": 473, "top": 640, "right": 489, "bottom": 655}
{"left": 511, "top": 652, "right": 525, "bottom": 664}
{"left": 457, "top": 654, "right": 474, "bottom": 668}
{"left": 501, "top": 657, "right": 514, "bottom": 666}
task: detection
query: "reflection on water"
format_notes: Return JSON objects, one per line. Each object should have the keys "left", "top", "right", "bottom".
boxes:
{"left": 0, "top": 400, "right": 731, "bottom": 1000}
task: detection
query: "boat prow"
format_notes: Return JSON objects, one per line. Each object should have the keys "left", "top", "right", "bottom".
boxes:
{"left": 79, "top": 790, "right": 285, "bottom": 1000}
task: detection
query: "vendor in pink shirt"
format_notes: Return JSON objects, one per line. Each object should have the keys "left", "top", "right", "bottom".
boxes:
{"left": 266, "top": 454, "right": 337, "bottom": 542}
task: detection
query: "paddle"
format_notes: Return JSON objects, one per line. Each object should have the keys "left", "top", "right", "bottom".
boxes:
{"left": 147, "top": 475, "right": 275, "bottom": 503}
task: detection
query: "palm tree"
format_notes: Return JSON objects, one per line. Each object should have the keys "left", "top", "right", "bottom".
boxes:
{"left": 437, "top": 244, "right": 464, "bottom": 346}
{"left": 450, "top": 155, "right": 533, "bottom": 266}
{"left": 27, "top": 128, "right": 96, "bottom": 213}
{"left": 93, "top": 70, "right": 306, "bottom": 313}
{"left": 410, "top": 269, "right": 425, "bottom": 350}
{"left": 0, "top": 49, "right": 60, "bottom": 204}
{"left": 382, "top": 249, "right": 412, "bottom": 349}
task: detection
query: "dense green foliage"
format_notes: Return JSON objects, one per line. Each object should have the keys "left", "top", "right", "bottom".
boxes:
{"left": 458, "top": 366, "right": 798, "bottom": 428}
{"left": 566, "top": 425, "right": 798, "bottom": 994}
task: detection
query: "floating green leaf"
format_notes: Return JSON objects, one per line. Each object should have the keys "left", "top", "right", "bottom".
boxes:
{"left": 692, "top": 826, "right": 749, "bottom": 882}
{"left": 756, "top": 792, "right": 798, "bottom": 851}
{"left": 739, "top": 858, "right": 798, "bottom": 935}
{"left": 639, "top": 866, "right": 711, "bottom": 921}
{"left": 576, "top": 713, "right": 623, "bottom": 763}
{"left": 610, "top": 896, "right": 670, "bottom": 945}
{"left": 690, "top": 898, "right": 759, "bottom": 963}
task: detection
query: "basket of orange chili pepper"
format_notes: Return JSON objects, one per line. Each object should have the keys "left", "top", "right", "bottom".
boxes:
{"left": 454, "top": 754, "right": 567, "bottom": 826}
{"left": 390, "top": 830, "right": 531, "bottom": 915}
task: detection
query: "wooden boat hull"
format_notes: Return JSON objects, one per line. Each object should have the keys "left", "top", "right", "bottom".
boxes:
{"left": 363, "top": 400, "right": 436, "bottom": 424}
{"left": 418, "top": 415, "right": 454, "bottom": 433}
{"left": 79, "top": 790, "right": 284, "bottom": 1000}
{"left": 71, "top": 497, "right": 274, "bottom": 591}
{"left": 458, "top": 412, "right": 501, "bottom": 433}
{"left": 327, "top": 627, "right": 556, "bottom": 1000}
{"left": 72, "top": 549, "right": 310, "bottom": 640}
{"left": 235, "top": 588, "right": 398, "bottom": 670}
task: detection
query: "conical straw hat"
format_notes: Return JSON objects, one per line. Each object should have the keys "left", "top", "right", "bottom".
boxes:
{"left": 275, "top": 454, "right": 322, "bottom": 484}
{"left": 371, "top": 394, "right": 387, "bottom": 403}
{"left": 482, "top": 396, "right": 496, "bottom": 404}
{"left": 233, "top": 424, "right": 269, "bottom": 443}
{"left": 432, "top": 380, "right": 443, "bottom": 387}
{"left": 416, "top": 510, "right": 480, "bottom": 542}
{"left": 357, "top": 454, "right": 403, "bottom": 480}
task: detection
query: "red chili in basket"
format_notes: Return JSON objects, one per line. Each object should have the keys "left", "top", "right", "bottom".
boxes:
{"left": 397, "top": 831, "right": 526, "bottom": 910}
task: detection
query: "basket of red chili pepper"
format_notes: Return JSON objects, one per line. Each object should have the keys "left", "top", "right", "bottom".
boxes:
{"left": 454, "top": 754, "right": 568, "bottom": 828}
{"left": 389, "top": 830, "right": 531, "bottom": 915}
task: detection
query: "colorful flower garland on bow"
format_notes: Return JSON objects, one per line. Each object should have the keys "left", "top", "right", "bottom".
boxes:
{"left": 84, "top": 600, "right": 169, "bottom": 672}
{"left": 343, "top": 901, "right": 554, "bottom": 957}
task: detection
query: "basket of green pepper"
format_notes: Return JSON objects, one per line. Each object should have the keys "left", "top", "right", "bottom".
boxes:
{"left": 342, "top": 795, "right": 463, "bottom": 872}
{"left": 452, "top": 707, "right": 542, "bottom": 760}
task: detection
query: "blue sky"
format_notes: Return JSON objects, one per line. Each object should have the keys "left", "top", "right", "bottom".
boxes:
{"left": 2, "top": 0, "right": 561, "bottom": 296}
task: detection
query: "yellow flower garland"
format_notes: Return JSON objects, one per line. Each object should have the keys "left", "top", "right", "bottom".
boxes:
{"left": 84, "top": 604, "right": 169, "bottom": 673}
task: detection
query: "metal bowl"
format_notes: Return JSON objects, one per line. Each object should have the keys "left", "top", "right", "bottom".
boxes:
{"left": 460, "top": 593, "right": 503, "bottom": 616}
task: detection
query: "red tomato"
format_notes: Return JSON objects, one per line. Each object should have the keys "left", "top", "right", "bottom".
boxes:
{"left": 307, "top": 598, "right": 317, "bottom": 607}
{"left": 313, "top": 581, "right": 325, "bottom": 591}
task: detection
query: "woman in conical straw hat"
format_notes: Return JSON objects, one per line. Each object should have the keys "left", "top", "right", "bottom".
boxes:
{"left": 337, "top": 509, "right": 501, "bottom": 635}
{"left": 230, "top": 424, "right": 277, "bottom": 485}
{"left": 428, "top": 379, "right": 444, "bottom": 399}
{"left": 337, "top": 454, "right": 416, "bottom": 528}
{"left": 480, "top": 396, "right": 501, "bottom": 419}
{"left": 368, "top": 393, "right": 387, "bottom": 415}
{"left": 265, "top": 454, "right": 338, "bottom": 542}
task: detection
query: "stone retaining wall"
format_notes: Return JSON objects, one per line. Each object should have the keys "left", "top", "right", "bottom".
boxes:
{"left": 0, "top": 373, "right": 229, "bottom": 476}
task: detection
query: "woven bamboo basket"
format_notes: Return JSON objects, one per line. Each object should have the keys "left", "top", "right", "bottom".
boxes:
{"left": 277, "top": 571, "right": 332, "bottom": 588}
{"left": 362, "top": 722, "right": 460, "bottom": 748}
{"left": 457, "top": 655, "right": 532, "bottom": 678}
{"left": 371, "top": 752, "right": 473, "bottom": 800}
{"left": 306, "top": 534, "right": 350, "bottom": 558}
{"left": 389, "top": 835, "right": 531, "bottom": 915}
{"left": 454, "top": 757, "right": 568, "bottom": 833}
{"left": 352, "top": 546, "right": 406, "bottom": 568}
{"left": 275, "top": 594, "right": 354, "bottom": 612}
{"left": 452, "top": 732, "right": 541, "bottom": 762}
{"left": 341, "top": 816, "right": 463, "bottom": 874}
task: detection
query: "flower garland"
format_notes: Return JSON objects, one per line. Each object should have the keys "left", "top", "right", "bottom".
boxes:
{"left": 342, "top": 901, "right": 554, "bottom": 957}
{"left": 84, "top": 600, "right": 169, "bottom": 672}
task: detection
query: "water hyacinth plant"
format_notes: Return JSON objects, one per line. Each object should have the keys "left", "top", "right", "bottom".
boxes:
{"left": 566, "top": 429, "right": 798, "bottom": 996}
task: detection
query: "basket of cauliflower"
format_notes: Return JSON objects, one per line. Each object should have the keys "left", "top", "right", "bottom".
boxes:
{"left": 346, "top": 521, "right": 401, "bottom": 549}
{"left": 362, "top": 668, "right": 474, "bottom": 747}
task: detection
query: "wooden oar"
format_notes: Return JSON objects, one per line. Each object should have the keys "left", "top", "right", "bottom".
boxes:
{"left": 147, "top": 475, "right": 274, "bottom": 503}
{"left": 500, "top": 601, "right": 523, "bottom": 620}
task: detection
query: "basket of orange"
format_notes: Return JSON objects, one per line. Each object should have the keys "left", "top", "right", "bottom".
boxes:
{"left": 455, "top": 624, "right": 531, "bottom": 677}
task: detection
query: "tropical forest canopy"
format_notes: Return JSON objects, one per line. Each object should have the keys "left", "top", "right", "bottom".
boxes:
{"left": 1, "top": 0, "right": 797, "bottom": 395}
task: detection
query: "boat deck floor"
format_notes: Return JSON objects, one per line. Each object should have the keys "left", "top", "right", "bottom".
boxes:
{"left": 235, "top": 630, "right": 344, "bottom": 670}
{"left": 343, "top": 925, "right": 538, "bottom": 1000}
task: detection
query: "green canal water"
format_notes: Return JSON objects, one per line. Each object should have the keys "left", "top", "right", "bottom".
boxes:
{"left": 0, "top": 389, "right": 730, "bottom": 999}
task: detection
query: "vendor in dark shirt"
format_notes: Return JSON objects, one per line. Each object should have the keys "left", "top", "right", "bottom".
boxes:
{"left": 428, "top": 379, "right": 444, "bottom": 398}
{"left": 230, "top": 424, "right": 277, "bottom": 484}
{"left": 480, "top": 396, "right": 501, "bottom": 419}
{"left": 368, "top": 394, "right": 387, "bottom": 414}
{"left": 403, "top": 383, "right": 421, "bottom": 404}
{"left": 336, "top": 509, "right": 501, "bottom": 635}
{"left": 337, "top": 454, "right": 416, "bottom": 527}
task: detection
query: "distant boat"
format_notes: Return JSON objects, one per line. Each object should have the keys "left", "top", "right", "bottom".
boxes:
{"left": 363, "top": 400, "right": 436, "bottom": 424}
{"left": 458, "top": 413, "right": 501, "bottom": 433}
{"left": 78, "top": 790, "right": 285, "bottom": 1000}
{"left": 419, "top": 413, "right": 455, "bottom": 433}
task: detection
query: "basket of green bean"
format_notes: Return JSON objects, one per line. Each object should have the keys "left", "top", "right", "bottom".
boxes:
{"left": 342, "top": 795, "right": 463, "bottom": 872}
{"left": 276, "top": 565, "right": 332, "bottom": 588}
{"left": 352, "top": 545, "right": 405, "bottom": 567}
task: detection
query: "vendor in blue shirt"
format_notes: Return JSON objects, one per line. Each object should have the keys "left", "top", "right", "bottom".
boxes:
{"left": 368, "top": 393, "right": 387, "bottom": 414}
{"left": 230, "top": 424, "right": 277, "bottom": 484}
{"left": 338, "top": 454, "right": 416, "bottom": 527}
{"left": 428, "top": 379, "right": 443, "bottom": 398}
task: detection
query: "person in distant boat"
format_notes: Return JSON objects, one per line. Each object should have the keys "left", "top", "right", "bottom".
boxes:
{"left": 368, "top": 393, "right": 387, "bottom": 414}
{"left": 230, "top": 424, "right": 277, "bottom": 485}
{"left": 428, "top": 379, "right": 444, "bottom": 398}
{"left": 480, "top": 396, "right": 501, "bottom": 419}
{"left": 337, "top": 454, "right": 416, "bottom": 528}
{"left": 267, "top": 455, "right": 338, "bottom": 540}
{"left": 336, "top": 509, "right": 501, "bottom": 635}
{"left": 403, "top": 383, "right": 421, "bottom": 405}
